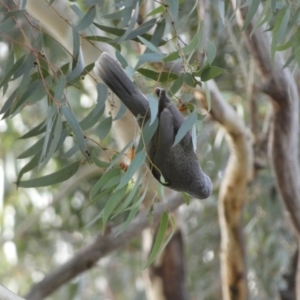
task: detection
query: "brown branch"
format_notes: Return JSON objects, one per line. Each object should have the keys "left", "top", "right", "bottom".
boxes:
{"left": 195, "top": 79, "right": 252, "bottom": 300}
{"left": 25, "top": 193, "right": 184, "bottom": 300}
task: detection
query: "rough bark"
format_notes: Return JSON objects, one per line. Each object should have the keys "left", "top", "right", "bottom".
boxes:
{"left": 195, "top": 80, "right": 252, "bottom": 300}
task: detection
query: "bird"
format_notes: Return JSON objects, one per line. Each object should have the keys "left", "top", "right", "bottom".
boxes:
{"left": 93, "top": 52, "right": 212, "bottom": 199}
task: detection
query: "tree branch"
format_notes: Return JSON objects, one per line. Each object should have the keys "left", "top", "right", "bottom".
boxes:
{"left": 25, "top": 193, "right": 184, "bottom": 300}
{"left": 195, "top": 79, "right": 252, "bottom": 300}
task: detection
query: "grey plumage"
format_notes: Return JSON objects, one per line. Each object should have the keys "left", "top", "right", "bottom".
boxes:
{"left": 93, "top": 52, "right": 212, "bottom": 199}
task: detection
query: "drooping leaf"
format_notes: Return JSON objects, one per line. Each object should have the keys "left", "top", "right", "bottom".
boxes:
{"left": 167, "top": 0, "right": 179, "bottom": 22}
{"left": 75, "top": 6, "right": 96, "bottom": 31}
{"left": 146, "top": 5, "right": 165, "bottom": 17}
{"left": 66, "top": 28, "right": 84, "bottom": 82}
{"left": 144, "top": 212, "right": 169, "bottom": 268}
{"left": 136, "top": 118, "right": 158, "bottom": 153}
{"left": 19, "top": 121, "right": 46, "bottom": 139}
{"left": 60, "top": 105, "right": 89, "bottom": 160}
{"left": 96, "top": 116, "right": 112, "bottom": 140}
{"left": 17, "top": 160, "right": 81, "bottom": 188}
{"left": 117, "top": 150, "right": 146, "bottom": 190}
{"left": 17, "top": 150, "right": 42, "bottom": 184}
{"left": 146, "top": 94, "right": 158, "bottom": 125}
{"left": 137, "top": 36, "right": 161, "bottom": 55}
{"left": 0, "top": 17, "right": 14, "bottom": 33}
{"left": 38, "top": 113, "right": 63, "bottom": 172}
{"left": 93, "top": 23, "right": 167, "bottom": 46}
{"left": 173, "top": 110, "right": 197, "bottom": 147}
{"left": 182, "top": 34, "right": 199, "bottom": 55}
{"left": 241, "top": 0, "right": 260, "bottom": 31}
{"left": 127, "top": 18, "right": 157, "bottom": 40}
{"left": 169, "top": 75, "right": 184, "bottom": 96}
{"left": 17, "top": 138, "right": 45, "bottom": 159}
{"left": 89, "top": 167, "right": 121, "bottom": 200}
{"left": 206, "top": 41, "right": 217, "bottom": 64}
{"left": 102, "top": 185, "right": 129, "bottom": 227}
{"left": 91, "top": 151, "right": 111, "bottom": 168}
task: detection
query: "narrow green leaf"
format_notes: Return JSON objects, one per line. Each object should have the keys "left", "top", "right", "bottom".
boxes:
{"left": 136, "top": 118, "right": 158, "bottom": 153}
{"left": 183, "top": 73, "right": 195, "bottom": 87}
{"left": 182, "top": 34, "right": 199, "bottom": 55}
{"left": 17, "top": 160, "right": 80, "bottom": 188}
{"left": 206, "top": 41, "right": 216, "bottom": 64}
{"left": 127, "top": 18, "right": 157, "bottom": 40}
{"left": 169, "top": 75, "right": 184, "bottom": 96}
{"left": 54, "top": 75, "right": 66, "bottom": 102}
{"left": 0, "top": 17, "right": 14, "bottom": 33}
{"left": 39, "top": 106, "right": 57, "bottom": 165}
{"left": 106, "top": 140, "right": 133, "bottom": 171}
{"left": 200, "top": 66, "right": 227, "bottom": 81}
{"left": 61, "top": 105, "right": 88, "bottom": 160}
{"left": 117, "top": 150, "right": 146, "bottom": 189}
{"left": 80, "top": 105, "right": 105, "bottom": 130}
{"left": 113, "top": 101, "right": 127, "bottom": 121}
{"left": 38, "top": 113, "right": 63, "bottom": 171}
{"left": 96, "top": 83, "right": 108, "bottom": 110}
{"left": 118, "top": 2, "right": 139, "bottom": 42}
{"left": 17, "top": 150, "right": 42, "bottom": 184}
{"left": 67, "top": 28, "right": 84, "bottom": 82}
{"left": 75, "top": 6, "right": 96, "bottom": 31}
{"left": 146, "top": 5, "right": 165, "bottom": 17}
{"left": 116, "top": 206, "right": 139, "bottom": 236}
{"left": 204, "top": 81, "right": 211, "bottom": 112}
{"left": 173, "top": 110, "right": 197, "bottom": 147}
{"left": 96, "top": 116, "right": 112, "bottom": 140}
{"left": 137, "top": 68, "right": 178, "bottom": 82}
{"left": 0, "top": 54, "right": 26, "bottom": 89}
{"left": 17, "top": 138, "right": 45, "bottom": 159}
{"left": 91, "top": 151, "right": 111, "bottom": 168}
{"left": 93, "top": 23, "right": 167, "bottom": 46}
{"left": 86, "top": 36, "right": 121, "bottom": 51}
{"left": 167, "top": 0, "right": 179, "bottom": 22}
{"left": 137, "top": 36, "right": 161, "bottom": 55}
{"left": 102, "top": 186, "right": 129, "bottom": 227}
{"left": 89, "top": 167, "right": 121, "bottom": 200}
{"left": 144, "top": 212, "right": 169, "bottom": 268}
{"left": 241, "top": 0, "right": 260, "bottom": 31}
{"left": 113, "top": 172, "right": 142, "bottom": 216}
{"left": 163, "top": 51, "right": 180, "bottom": 63}
{"left": 19, "top": 121, "right": 46, "bottom": 139}
{"left": 146, "top": 94, "right": 158, "bottom": 125}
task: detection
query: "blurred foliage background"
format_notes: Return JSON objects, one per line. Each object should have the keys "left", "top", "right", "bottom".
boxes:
{"left": 0, "top": 0, "right": 297, "bottom": 299}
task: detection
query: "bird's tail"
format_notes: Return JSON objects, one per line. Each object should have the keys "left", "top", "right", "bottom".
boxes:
{"left": 93, "top": 52, "right": 149, "bottom": 120}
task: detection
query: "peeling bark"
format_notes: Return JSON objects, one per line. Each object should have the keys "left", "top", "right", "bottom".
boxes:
{"left": 195, "top": 79, "right": 252, "bottom": 300}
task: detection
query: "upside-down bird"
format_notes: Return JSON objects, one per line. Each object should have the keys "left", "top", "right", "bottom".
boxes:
{"left": 93, "top": 52, "right": 212, "bottom": 199}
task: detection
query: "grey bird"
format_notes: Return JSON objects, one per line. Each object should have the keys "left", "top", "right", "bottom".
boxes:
{"left": 93, "top": 52, "right": 212, "bottom": 199}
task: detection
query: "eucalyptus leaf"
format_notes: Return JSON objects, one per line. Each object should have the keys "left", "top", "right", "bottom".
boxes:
{"left": 18, "top": 160, "right": 81, "bottom": 188}
{"left": 117, "top": 150, "right": 146, "bottom": 190}
{"left": 75, "top": 6, "right": 96, "bottom": 31}
{"left": 144, "top": 212, "right": 169, "bottom": 268}
{"left": 61, "top": 105, "right": 89, "bottom": 160}
{"left": 173, "top": 110, "right": 197, "bottom": 147}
